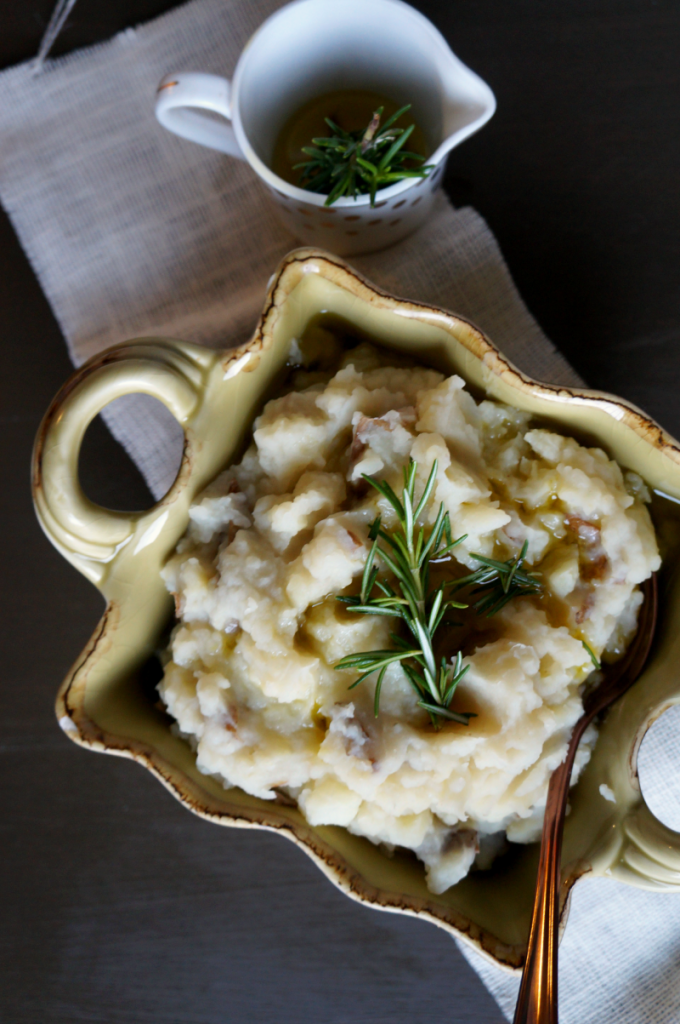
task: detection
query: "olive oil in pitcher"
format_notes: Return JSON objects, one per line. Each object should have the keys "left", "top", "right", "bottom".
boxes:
{"left": 271, "top": 89, "right": 430, "bottom": 196}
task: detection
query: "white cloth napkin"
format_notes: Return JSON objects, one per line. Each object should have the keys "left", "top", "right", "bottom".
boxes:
{"left": 1, "top": 1, "right": 679, "bottom": 1019}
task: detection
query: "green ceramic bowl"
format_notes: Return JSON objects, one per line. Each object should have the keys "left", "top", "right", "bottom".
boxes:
{"left": 32, "top": 249, "right": 680, "bottom": 971}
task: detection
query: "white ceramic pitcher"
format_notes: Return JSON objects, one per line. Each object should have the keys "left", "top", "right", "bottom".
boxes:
{"left": 155, "top": 0, "right": 495, "bottom": 255}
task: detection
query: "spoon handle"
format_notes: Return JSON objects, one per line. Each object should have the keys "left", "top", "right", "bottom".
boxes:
{"left": 513, "top": 575, "right": 656, "bottom": 1024}
{"left": 512, "top": 717, "right": 589, "bottom": 1024}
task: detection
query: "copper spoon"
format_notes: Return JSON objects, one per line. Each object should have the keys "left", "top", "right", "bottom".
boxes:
{"left": 512, "top": 573, "right": 658, "bottom": 1024}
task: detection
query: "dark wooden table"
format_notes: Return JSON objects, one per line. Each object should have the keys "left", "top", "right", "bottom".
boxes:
{"left": 1, "top": 2, "right": 679, "bottom": 1022}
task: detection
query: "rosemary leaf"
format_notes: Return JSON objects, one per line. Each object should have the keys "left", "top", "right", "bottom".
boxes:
{"left": 582, "top": 640, "right": 601, "bottom": 669}
{"left": 449, "top": 539, "right": 542, "bottom": 617}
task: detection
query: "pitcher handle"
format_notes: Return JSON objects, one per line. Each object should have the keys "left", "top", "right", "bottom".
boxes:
{"left": 32, "top": 338, "right": 210, "bottom": 586}
{"left": 155, "top": 72, "right": 244, "bottom": 158}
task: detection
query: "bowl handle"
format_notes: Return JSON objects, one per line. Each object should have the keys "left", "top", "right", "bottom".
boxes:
{"left": 32, "top": 338, "right": 211, "bottom": 586}
{"left": 613, "top": 800, "right": 680, "bottom": 891}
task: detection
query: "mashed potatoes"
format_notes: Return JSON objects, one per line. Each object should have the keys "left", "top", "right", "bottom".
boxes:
{"left": 159, "top": 342, "right": 660, "bottom": 894}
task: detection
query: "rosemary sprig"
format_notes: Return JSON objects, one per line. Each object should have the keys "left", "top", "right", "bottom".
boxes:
{"left": 333, "top": 460, "right": 545, "bottom": 725}
{"left": 334, "top": 459, "right": 474, "bottom": 726}
{"left": 582, "top": 640, "right": 601, "bottom": 669}
{"left": 294, "top": 104, "right": 432, "bottom": 208}
{"left": 450, "top": 540, "right": 542, "bottom": 617}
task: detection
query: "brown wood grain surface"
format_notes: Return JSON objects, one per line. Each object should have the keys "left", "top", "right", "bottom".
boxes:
{"left": 1, "top": 2, "right": 679, "bottom": 1021}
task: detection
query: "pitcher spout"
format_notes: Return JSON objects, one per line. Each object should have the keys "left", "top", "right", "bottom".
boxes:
{"left": 434, "top": 51, "right": 497, "bottom": 162}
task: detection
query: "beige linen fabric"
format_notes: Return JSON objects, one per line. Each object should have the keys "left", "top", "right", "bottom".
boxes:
{"left": 0, "top": 1, "right": 679, "bottom": 1020}
{"left": 0, "top": 0, "right": 579, "bottom": 499}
